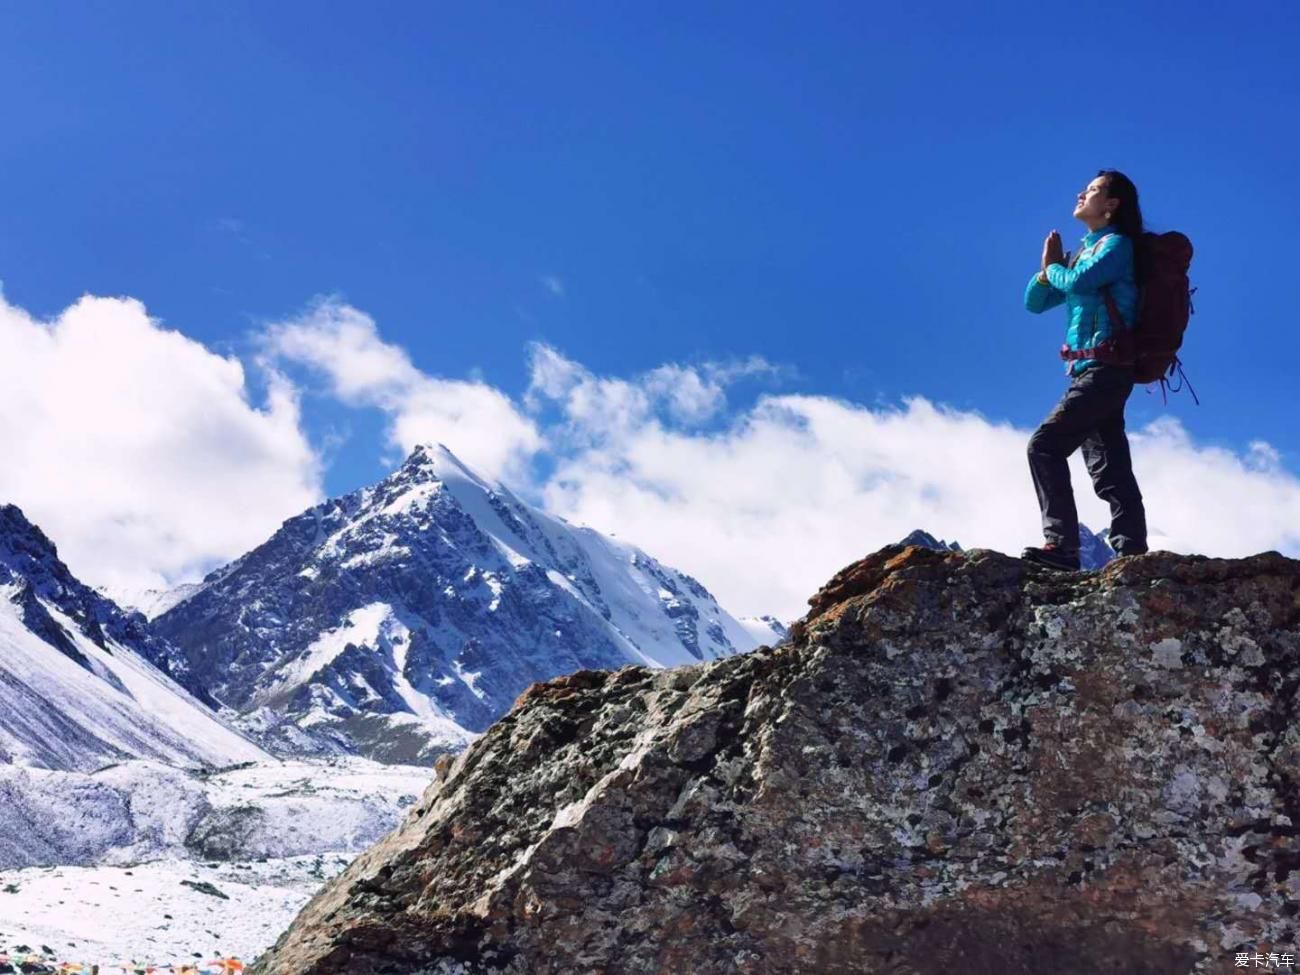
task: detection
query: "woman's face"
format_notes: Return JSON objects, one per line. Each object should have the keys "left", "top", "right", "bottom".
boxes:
{"left": 1073, "top": 176, "right": 1116, "bottom": 225}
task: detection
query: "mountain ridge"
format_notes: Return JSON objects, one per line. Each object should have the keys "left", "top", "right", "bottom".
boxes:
{"left": 153, "top": 444, "right": 767, "bottom": 763}
{"left": 0, "top": 503, "right": 266, "bottom": 772}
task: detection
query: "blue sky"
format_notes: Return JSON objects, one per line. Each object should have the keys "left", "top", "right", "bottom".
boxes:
{"left": 2, "top": 2, "right": 1298, "bottom": 616}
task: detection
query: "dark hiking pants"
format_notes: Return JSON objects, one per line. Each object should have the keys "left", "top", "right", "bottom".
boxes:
{"left": 1027, "top": 363, "right": 1148, "bottom": 556}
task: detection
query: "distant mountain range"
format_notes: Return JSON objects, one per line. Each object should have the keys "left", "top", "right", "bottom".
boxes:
{"left": 1, "top": 443, "right": 1113, "bottom": 776}
{"left": 898, "top": 523, "right": 1115, "bottom": 570}
{"left": 1, "top": 446, "right": 775, "bottom": 771}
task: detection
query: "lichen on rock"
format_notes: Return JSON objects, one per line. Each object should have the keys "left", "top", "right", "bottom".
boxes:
{"left": 250, "top": 545, "right": 1300, "bottom": 975}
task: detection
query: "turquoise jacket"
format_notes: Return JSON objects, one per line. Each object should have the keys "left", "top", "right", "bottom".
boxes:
{"left": 1024, "top": 227, "right": 1139, "bottom": 377}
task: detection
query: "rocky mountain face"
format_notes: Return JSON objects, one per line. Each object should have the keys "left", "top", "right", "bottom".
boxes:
{"left": 1077, "top": 523, "right": 1117, "bottom": 569}
{"left": 0, "top": 504, "right": 265, "bottom": 771}
{"left": 251, "top": 544, "right": 1300, "bottom": 975}
{"left": 901, "top": 523, "right": 1116, "bottom": 569}
{"left": 154, "top": 444, "right": 764, "bottom": 764}
{"left": 1, "top": 505, "right": 185, "bottom": 680}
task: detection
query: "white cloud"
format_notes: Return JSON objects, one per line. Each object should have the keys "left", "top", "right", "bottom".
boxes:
{"left": 529, "top": 353, "right": 1300, "bottom": 622}
{"left": 539, "top": 275, "right": 565, "bottom": 297}
{"left": 0, "top": 292, "right": 322, "bottom": 594}
{"left": 264, "top": 299, "right": 543, "bottom": 482}
{"left": 1246, "top": 439, "right": 1283, "bottom": 473}
{"left": 264, "top": 326, "right": 1300, "bottom": 623}
{"left": 1125, "top": 417, "right": 1300, "bottom": 557}
{"left": 523, "top": 344, "right": 656, "bottom": 444}
{"left": 643, "top": 365, "right": 728, "bottom": 425}
{"left": 7, "top": 290, "right": 1297, "bottom": 629}
{"left": 523, "top": 343, "right": 782, "bottom": 436}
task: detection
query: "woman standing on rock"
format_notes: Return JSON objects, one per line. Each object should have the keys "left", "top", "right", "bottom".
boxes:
{"left": 1021, "top": 170, "right": 1150, "bottom": 571}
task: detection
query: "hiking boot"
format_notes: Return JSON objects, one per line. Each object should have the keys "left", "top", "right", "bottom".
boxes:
{"left": 1021, "top": 542, "right": 1081, "bottom": 571}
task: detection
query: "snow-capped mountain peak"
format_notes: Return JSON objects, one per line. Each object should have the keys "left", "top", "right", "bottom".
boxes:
{"left": 154, "top": 445, "right": 764, "bottom": 763}
{"left": 401, "top": 441, "right": 485, "bottom": 486}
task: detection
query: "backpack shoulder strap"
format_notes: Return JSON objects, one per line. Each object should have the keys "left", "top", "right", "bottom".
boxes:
{"left": 1101, "top": 287, "right": 1126, "bottom": 330}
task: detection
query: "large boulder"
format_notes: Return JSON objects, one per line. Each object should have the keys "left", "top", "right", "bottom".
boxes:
{"left": 251, "top": 545, "right": 1300, "bottom": 975}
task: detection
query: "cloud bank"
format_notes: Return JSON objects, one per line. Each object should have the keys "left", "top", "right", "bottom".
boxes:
{"left": 5, "top": 290, "right": 1298, "bottom": 622}
{"left": 0, "top": 292, "right": 321, "bottom": 594}
{"left": 263, "top": 299, "right": 543, "bottom": 484}
{"left": 532, "top": 365, "right": 1300, "bottom": 619}
{"left": 262, "top": 305, "right": 1300, "bottom": 621}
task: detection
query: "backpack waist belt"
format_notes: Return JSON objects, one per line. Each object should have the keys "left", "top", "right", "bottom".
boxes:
{"left": 1059, "top": 333, "right": 1135, "bottom": 365}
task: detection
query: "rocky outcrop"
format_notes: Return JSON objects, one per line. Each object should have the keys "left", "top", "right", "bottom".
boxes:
{"left": 250, "top": 545, "right": 1300, "bottom": 975}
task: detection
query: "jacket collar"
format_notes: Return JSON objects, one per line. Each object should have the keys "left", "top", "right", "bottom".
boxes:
{"left": 1083, "top": 224, "right": 1116, "bottom": 246}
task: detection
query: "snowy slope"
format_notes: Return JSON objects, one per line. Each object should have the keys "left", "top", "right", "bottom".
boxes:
{"left": 425, "top": 447, "right": 760, "bottom": 665}
{"left": 98, "top": 582, "right": 205, "bottom": 621}
{"left": 0, "top": 758, "right": 429, "bottom": 869}
{"left": 155, "top": 444, "right": 766, "bottom": 763}
{"left": 0, "top": 757, "right": 431, "bottom": 966}
{"left": 0, "top": 505, "right": 265, "bottom": 772}
{"left": 0, "top": 596, "right": 265, "bottom": 771}
{"left": 0, "top": 856, "right": 341, "bottom": 967}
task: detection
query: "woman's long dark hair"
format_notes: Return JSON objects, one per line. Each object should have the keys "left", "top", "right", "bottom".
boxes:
{"left": 1098, "top": 169, "right": 1149, "bottom": 282}
{"left": 1098, "top": 169, "right": 1144, "bottom": 238}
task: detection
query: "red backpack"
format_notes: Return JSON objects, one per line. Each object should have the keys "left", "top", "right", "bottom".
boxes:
{"left": 1103, "top": 231, "right": 1199, "bottom": 403}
